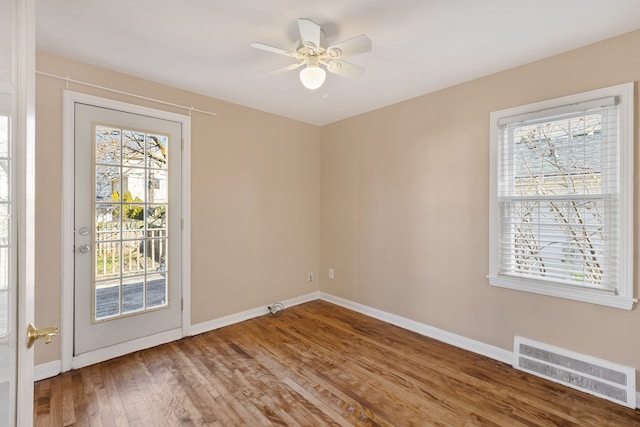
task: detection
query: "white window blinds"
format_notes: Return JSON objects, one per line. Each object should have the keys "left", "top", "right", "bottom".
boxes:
{"left": 497, "top": 101, "right": 618, "bottom": 289}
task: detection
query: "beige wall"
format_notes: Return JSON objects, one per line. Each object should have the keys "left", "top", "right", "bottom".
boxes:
{"left": 35, "top": 29, "right": 640, "bottom": 390}
{"left": 320, "top": 29, "right": 640, "bottom": 386}
{"left": 35, "top": 52, "right": 321, "bottom": 364}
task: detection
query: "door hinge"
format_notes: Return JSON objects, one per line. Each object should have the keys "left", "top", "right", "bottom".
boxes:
{"left": 181, "top": 218, "right": 184, "bottom": 230}
{"left": 181, "top": 139, "right": 184, "bottom": 151}
{"left": 181, "top": 299, "right": 184, "bottom": 311}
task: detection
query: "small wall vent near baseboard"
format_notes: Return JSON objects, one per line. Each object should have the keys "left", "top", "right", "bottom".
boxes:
{"left": 514, "top": 337, "right": 636, "bottom": 409}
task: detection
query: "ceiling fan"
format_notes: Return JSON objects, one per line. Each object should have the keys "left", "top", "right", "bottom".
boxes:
{"left": 251, "top": 18, "right": 372, "bottom": 90}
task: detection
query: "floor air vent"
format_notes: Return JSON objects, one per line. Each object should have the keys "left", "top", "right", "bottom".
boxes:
{"left": 514, "top": 337, "right": 636, "bottom": 408}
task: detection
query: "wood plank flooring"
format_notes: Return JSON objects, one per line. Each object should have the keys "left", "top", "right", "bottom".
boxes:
{"left": 34, "top": 300, "right": 640, "bottom": 426}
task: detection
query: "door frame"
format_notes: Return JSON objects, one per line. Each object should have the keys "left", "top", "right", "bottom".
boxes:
{"left": 61, "top": 90, "right": 191, "bottom": 371}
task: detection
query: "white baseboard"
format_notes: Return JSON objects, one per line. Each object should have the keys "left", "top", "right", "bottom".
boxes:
{"left": 34, "top": 360, "right": 62, "bottom": 382}
{"left": 72, "top": 328, "right": 182, "bottom": 370}
{"left": 189, "top": 291, "right": 320, "bottom": 336}
{"left": 319, "top": 292, "right": 513, "bottom": 365}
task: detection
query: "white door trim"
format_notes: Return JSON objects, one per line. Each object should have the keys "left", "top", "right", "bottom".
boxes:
{"left": 61, "top": 90, "right": 191, "bottom": 371}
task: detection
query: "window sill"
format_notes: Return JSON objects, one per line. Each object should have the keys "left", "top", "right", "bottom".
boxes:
{"left": 488, "top": 275, "right": 637, "bottom": 310}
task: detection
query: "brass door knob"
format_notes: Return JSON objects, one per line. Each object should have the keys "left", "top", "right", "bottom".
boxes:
{"left": 27, "top": 323, "right": 58, "bottom": 349}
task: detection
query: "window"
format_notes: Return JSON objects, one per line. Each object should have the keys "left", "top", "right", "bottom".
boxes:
{"left": 489, "top": 83, "right": 635, "bottom": 309}
{"left": 0, "top": 110, "right": 10, "bottom": 337}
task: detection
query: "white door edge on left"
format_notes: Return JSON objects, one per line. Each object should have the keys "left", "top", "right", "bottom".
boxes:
{"left": 10, "top": 0, "right": 37, "bottom": 425}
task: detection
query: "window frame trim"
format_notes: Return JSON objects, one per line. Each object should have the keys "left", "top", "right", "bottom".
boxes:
{"left": 488, "top": 82, "right": 636, "bottom": 310}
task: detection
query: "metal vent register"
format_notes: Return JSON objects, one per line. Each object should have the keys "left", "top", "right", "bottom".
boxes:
{"left": 514, "top": 337, "right": 636, "bottom": 408}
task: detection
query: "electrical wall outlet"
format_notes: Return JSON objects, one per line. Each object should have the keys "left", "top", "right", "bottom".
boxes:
{"left": 308, "top": 272, "right": 313, "bottom": 282}
{"left": 329, "top": 268, "right": 335, "bottom": 279}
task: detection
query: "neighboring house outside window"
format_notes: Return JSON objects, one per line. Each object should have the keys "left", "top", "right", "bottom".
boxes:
{"left": 488, "top": 83, "right": 636, "bottom": 310}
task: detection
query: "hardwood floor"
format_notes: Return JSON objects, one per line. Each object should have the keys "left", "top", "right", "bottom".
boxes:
{"left": 34, "top": 300, "right": 640, "bottom": 426}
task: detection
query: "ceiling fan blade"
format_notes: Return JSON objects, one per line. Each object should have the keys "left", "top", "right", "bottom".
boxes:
{"left": 250, "top": 42, "right": 297, "bottom": 57}
{"left": 298, "top": 18, "right": 322, "bottom": 52}
{"left": 326, "top": 60, "right": 365, "bottom": 79}
{"left": 327, "top": 34, "right": 372, "bottom": 58}
{"left": 265, "top": 62, "right": 304, "bottom": 76}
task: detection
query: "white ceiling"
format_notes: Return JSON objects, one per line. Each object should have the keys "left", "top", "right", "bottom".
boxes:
{"left": 36, "top": 1, "right": 640, "bottom": 126}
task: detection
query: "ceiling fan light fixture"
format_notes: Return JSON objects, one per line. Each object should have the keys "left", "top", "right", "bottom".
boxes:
{"left": 299, "top": 65, "right": 326, "bottom": 90}
{"left": 251, "top": 18, "right": 371, "bottom": 90}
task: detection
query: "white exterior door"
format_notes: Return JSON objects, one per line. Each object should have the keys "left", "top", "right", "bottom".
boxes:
{"left": 72, "top": 99, "right": 185, "bottom": 359}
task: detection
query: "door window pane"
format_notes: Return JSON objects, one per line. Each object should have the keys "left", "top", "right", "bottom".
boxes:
{"left": 0, "top": 160, "right": 8, "bottom": 201}
{"left": 96, "top": 204, "right": 119, "bottom": 232}
{"left": 146, "top": 134, "right": 168, "bottom": 169}
{"left": 0, "top": 116, "right": 8, "bottom": 158}
{"left": 122, "top": 130, "right": 146, "bottom": 166}
{"left": 95, "top": 278, "right": 120, "bottom": 320}
{"left": 122, "top": 277, "right": 145, "bottom": 314}
{"left": 147, "top": 204, "right": 167, "bottom": 230}
{"left": 92, "top": 124, "right": 171, "bottom": 321}
{"left": 95, "top": 125, "right": 121, "bottom": 165}
{"left": 146, "top": 272, "right": 167, "bottom": 309}
{"left": 95, "top": 166, "right": 119, "bottom": 202}
{"left": 147, "top": 170, "right": 167, "bottom": 203}
{"left": 95, "top": 241, "right": 120, "bottom": 279}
